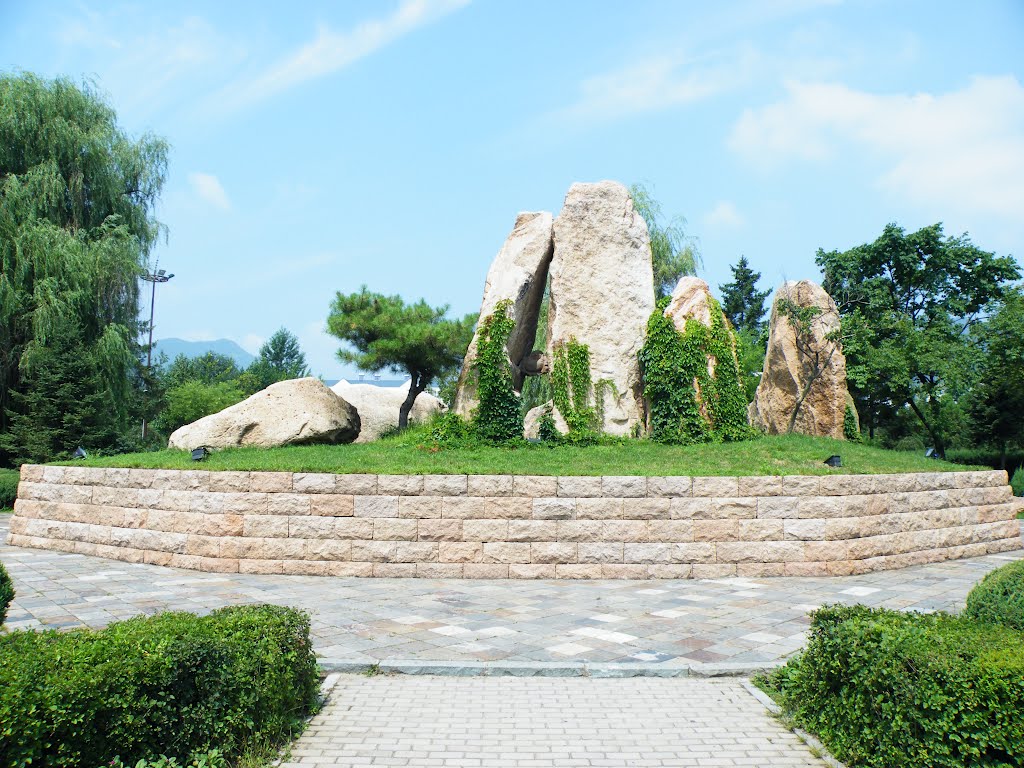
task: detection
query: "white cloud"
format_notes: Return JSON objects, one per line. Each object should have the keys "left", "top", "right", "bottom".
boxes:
{"left": 240, "top": 334, "right": 265, "bottom": 355}
{"left": 188, "top": 172, "right": 232, "bottom": 211}
{"left": 218, "top": 0, "right": 471, "bottom": 113}
{"left": 703, "top": 201, "right": 745, "bottom": 230}
{"left": 728, "top": 76, "right": 1024, "bottom": 219}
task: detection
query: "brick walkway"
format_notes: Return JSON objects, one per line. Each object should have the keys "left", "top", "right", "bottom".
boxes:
{"left": 3, "top": 517, "right": 1021, "bottom": 669}
{"left": 282, "top": 675, "right": 825, "bottom": 767}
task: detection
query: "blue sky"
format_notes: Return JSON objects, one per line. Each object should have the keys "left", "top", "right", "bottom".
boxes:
{"left": 2, "top": 0, "right": 1022, "bottom": 379}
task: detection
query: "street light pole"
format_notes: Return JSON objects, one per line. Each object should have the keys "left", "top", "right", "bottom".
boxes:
{"left": 140, "top": 268, "right": 174, "bottom": 440}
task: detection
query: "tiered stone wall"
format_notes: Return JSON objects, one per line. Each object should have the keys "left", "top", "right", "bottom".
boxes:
{"left": 7, "top": 466, "right": 1021, "bottom": 578}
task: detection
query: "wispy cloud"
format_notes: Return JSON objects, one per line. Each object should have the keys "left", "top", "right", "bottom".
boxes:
{"left": 703, "top": 201, "right": 745, "bottom": 230}
{"left": 728, "top": 76, "right": 1024, "bottom": 220}
{"left": 188, "top": 172, "right": 232, "bottom": 211}
{"left": 215, "top": 0, "right": 471, "bottom": 114}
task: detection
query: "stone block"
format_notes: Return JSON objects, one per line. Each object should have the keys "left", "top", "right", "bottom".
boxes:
{"left": 354, "top": 495, "right": 399, "bottom": 518}
{"left": 441, "top": 497, "right": 488, "bottom": 519}
{"left": 785, "top": 561, "right": 830, "bottom": 577}
{"left": 642, "top": 520, "right": 694, "bottom": 543}
{"left": 144, "top": 550, "right": 175, "bottom": 566}
{"left": 717, "top": 541, "right": 805, "bottom": 563}
{"left": 755, "top": 496, "right": 798, "bottom": 519}
{"left": 373, "top": 519, "right": 418, "bottom": 541}
{"left": 693, "top": 520, "right": 739, "bottom": 542}
{"left": 185, "top": 535, "right": 221, "bottom": 558}
{"left": 41, "top": 466, "right": 66, "bottom": 484}
{"left": 423, "top": 475, "right": 468, "bottom": 496}
{"left": 439, "top": 542, "right": 483, "bottom": 563}
{"left": 468, "top": 475, "right": 514, "bottom": 497}
{"left": 557, "top": 520, "right": 645, "bottom": 542}
{"left": 334, "top": 474, "right": 378, "bottom": 495}
{"left": 464, "top": 563, "right": 509, "bottom": 578}
{"left": 691, "top": 564, "right": 738, "bottom": 578}
{"left": 512, "top": 475, "right": 558, "bottom": 497}
{"left": 462, "top": 519, "right": 508, "bottom": 542}
{"left": 159, "top": 490, "right": 193, "bottom": 513}
{"left": 577, "top": 543, "right": 624, "bottom": 563}
{"left": 19, "top": 464, "right": 44, "bottom": 483}
{"left": 600, "top": 564, "right": 647, "bottom": 579}
{"left": 841, "top": 494, "right": 888, "bottom": 517}
{"left": 556, "top": 564, "right": 603, "bottom": 579}
{"left": 692, "top": 476, "right": 739, "bottom": 498}
{"left": 509, "top": 564, "right": 557, "bottom": 579}
{"left": 621, "top": 498, "right": 670, "bottom": 520}
{"left": 292, "top": 473, "right": 335, "bottom": 493}
{"left": 482, "top": 542, "right": 532, "bottom": 563}
{"left": 243, "top": 516, "right": 289, "bottom": 538}
{"left": 576, "top": 498, "right": 623, "bottom": 520}
{"left": 978, "top": 503, "right": 1018, "bottom": 523}
{"left": 333, "top": 518, "right": 374, "bottom": 539}
{"left": 506, "top": 520, "right": 557, "bottom": 542}
{"left": 265, "top": 493, "right": 310, "bottom": 516}
{"left": 712, "top": 498, "right": 757, "bottom": 519}
{"left": 647, "top": 564, "right": 693, "bottom": 578}
{"left": 736, "top": 476, "right": 783, "bottom": 497}
{"left": 669, "top": 543, "right": 716, "bottom": 563}
{"left": 418, "top": 519, "right": 463, "bottom": 541}
{"left": 796, "top": 497, "right": 844, "bottom": 519}
{"left": 239, "top": 559, "right": 288, "bottom": 574}
{"left": 249, "top": 472, "right": 293, "bottom": 493}
{"left": 624, "top": 543, "right": 674, "bottom": 563}
{"left": 400, "top": 496, "right": 442, "bottom": 519}
{"left": 647, "top": 476, "right": 692, "bottom": 498}
{"left": 374, "top": 563, "right": 417, "bottom": 577}
{"left": 310, "top": 494, "right": 355, "bottom": 517}
{"left": 784, "top": 519, "right": 828, "bottom": 541}
{"left": 737, "top": 519, "right": 784, "bottom": 541}
{"left": 483, "top": 497, "right": 533, "bottom": 519}
{"left": 533, "top": 498, "right": 576, "bottom": 520}
{"left": 351, "top": 540, "right": 398, "bottom": 562}
{"left": 782, "top": 476, "right": 820, "bottom": 496}
{"left": 669, "top": 498, "right": 714, "bottom": 519}
{"left": 305, "top": 539, "right": 353, "bottom": 561}
{"left": 602, "top": 476, "right": 647, "bottom": 497}
{"left": 417, "top": 563, "right": 465, "bottom": 578}
{"left": 531, "top": 542, "right": 577, "bottom": 564}
{"left": 557, "top": 476, "right": 603, "bottom": 498}
{"left": 136, "top": 488, "right": 164, "bottom": 509}
{"left": 803, "top": 540, "right": 849, "bottom": 562}
{"left": 377, "top": 475, "right": 424, "bottom": 496}
{"left": 198, "top": 514, "right": 244, "bottom": 537}
{"left": 207, "top": 472, "right": 251, "bottom": 493}
{"left": 737, "top": 563, "right": 786, "bottom": 577}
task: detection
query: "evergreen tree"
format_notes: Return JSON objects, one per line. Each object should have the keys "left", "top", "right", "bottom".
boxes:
{"left": 719, "top": 256, "right": 770, "bottom": 334}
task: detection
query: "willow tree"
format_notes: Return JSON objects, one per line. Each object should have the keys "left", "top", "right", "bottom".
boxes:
{"left": 630, "top": 183, "right": 701, "bottom": 299}
{"left": 0, "top": 74, "right": 167, "bottom": 462}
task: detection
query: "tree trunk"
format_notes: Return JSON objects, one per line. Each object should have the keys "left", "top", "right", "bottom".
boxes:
{"left": 907, "top": 396, "right": 945, "bottom": 457}
{"left": 786, "top": 365, "right": 825, "bottom": 434}
{"left": 398, "top": 371, "right": 427, "bottom": 431}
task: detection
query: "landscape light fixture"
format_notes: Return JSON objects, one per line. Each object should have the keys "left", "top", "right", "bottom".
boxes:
{"left": 824, "top": 455, "right": 842, "bottom": 468}
{"left": 140, "top": 267, "right": 175, "bottom": 439}
{"left": 73, "top": 447, "right": 88, "bottom": 460}
{"left": 925, "top": 447, "right": 944, "bottom": 460}
{"left": 191, "top": 446, "right": 212, "bottom": 462}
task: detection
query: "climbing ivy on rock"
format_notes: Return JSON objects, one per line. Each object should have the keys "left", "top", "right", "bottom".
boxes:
{"left": 551, "top": 337, "right": 599, "bottom": 442}
{"left": 471, "top": 299, "right": 522, "bottom": 443}
{"left": 844, "top": 404, "right": 861, "bottom": 442}
{"left": 639, "top": 297, "right": 754, "bottom": 444}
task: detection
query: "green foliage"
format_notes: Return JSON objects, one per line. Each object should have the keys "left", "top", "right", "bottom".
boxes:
{"left": 326, "top": 285, "right": 474, "bottom": 429}
{"left": 430, "top": 412, "right": 473, "bottom": 446}
{"left": 1012, "top": 468, "right": 1024, "bottom": 498}
{"left": 766, "top": 605, "right": 1024, "bottom": 768}
{"left": 153, "top": 381, "right": 245, "bottom": 437}
{"left": 718, "top": 256, "right": 770, "bottom": 334}
{"left": 472, "top": 300, "right": 522, "bottom": 443}
{"left": 964, "top": 560, "right": 1024, "bottom": 631}
{"left": 0, "top": 604, "right": 319, "bottom": 768}
{"left": 537, "top": 406, "right": 560, "bottom": 443}
{"left": 163, "top": 353, "right": 241, "bottom": 389}
{"left": 843, "top": 405, "right": 861, "bottom": 442}
{"left": 629, "top": 183, "right": 700, "bottom": 298}
{"left": 733, "top": 328, "right": 765, "bottom": 403}
{"left": 0, "top": 467, "right": 20, "bottom": 509}
{"left": 818, "top": 222, "right": 1020, "bottom": 454}
{"left": 0, "top": 561, "right": 13, "bottom": 626}
{"left": 108, "top": 749, "right": 227, "bottom": 768}
{"left": 639, "top": 297, "right": 753, "bottom": 444}
{"left": 551, "top": 338, "right": 600, "bottom": 443}
{"left": 0, "top": 73, "right": 167, "bottom": 465}
{"left": 776, "top": 298, "right": 843, "bottom": 435}
{"left": 240, "top": 328, "right": 310, "bottom": 395}
{"left": 519, "top": 295, "right": 551, "bottom": 416}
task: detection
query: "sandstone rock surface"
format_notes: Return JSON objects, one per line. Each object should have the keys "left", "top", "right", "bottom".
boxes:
{"left": 332, "top": 380, "right": 445, "bottom": 442}
{"left": 522, "top": 401, "right": 568, "bottom": 440}
{"left": 546, "top": 182, "right": 654, "bottom": 436}
{"left": 169, "top": 378, "right": 360, "bottom": 450}
{"left": 749, "top": 280, "right": 849, "bottom": 439}
{"left": 453, "top": 212, "right": 554, "bottom": 418}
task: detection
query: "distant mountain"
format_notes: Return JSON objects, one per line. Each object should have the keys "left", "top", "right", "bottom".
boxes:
{"left": 153, "top": 338, "right": 255, "bottom": 369}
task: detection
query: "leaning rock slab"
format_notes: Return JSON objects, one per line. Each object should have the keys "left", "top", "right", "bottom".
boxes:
{"left": 332, "top": 380, "right": 444, "bottom": 442}
{"left": 546, "top": 182, "right": 654, "bottom": 436}
{"left": 453, "top": 211, "right": 554, "bottom": 419}
{"left": 169, "top": 378, "right": 360, "bottom": 450}
{"left": 749, "top": 280, "right": 849, "bottom": 439}
{"left": 522, "top": 401, "right": 569, "bottom": 440}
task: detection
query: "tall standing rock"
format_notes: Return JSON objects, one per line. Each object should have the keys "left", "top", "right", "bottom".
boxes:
{"left": 749, "top": 280, "right": 849, "bottom": 439}
{"left": 453, "top": 211, "right": 553, "bottom": 419}
{"left": 546, "top": 182, "right": 654, "bottom": 436}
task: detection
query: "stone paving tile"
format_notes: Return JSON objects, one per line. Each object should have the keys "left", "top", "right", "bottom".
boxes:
{"left": 2, "top": 517, "right": 1021, "bottom": 666}
{"left": 281, "top": 675, "right": 826, "bottom": 767}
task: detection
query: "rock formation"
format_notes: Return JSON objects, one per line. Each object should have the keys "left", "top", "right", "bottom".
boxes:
{"left": 168, "top": 378, "right": 360, "bottom": 450}
{"left": 332, "top": 380, "right": 444, "bottom": 442}
{"left": 522, "top": 401, "right": 568, "bottom": 440}
{"left": 452, "top": 212, "right": 554, "bottom": 419}
{"left": 748, "top": 280, "right": 849, "bottom": 439}
{"left": 545, "top": 181, "right": 654, "bottom": 436}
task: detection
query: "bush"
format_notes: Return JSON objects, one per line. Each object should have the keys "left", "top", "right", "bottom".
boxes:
{"left": 153, "top": 381, "right": 245, "bottom": 436}
{"left": 964, "top": 559, "right": 1024, "bottom": 631}
{"left": 1012, "top": 467, "right": 1024, "bottom": 497}
{"left": 0, "top": 468, "right": 18, "bottom": 509}
{"left": 0, "top": 604, "right": 319, "bottom": 767}
{"left": 764, "top": 605, "right": 1024, "bottom": 767}
{"left": 0, "top": 561, "right": 13, "bottom": 626}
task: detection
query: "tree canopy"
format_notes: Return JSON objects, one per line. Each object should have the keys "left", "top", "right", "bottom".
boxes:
{"left": 0, "top": 73, "right": 168, "bottom": 464}
{"left": 817, "top": 222, "right": 1020, "bottom": 454}
{"left": 719, "top": 256, "right": 770, "bottom": 334}
{"left": 326, "top": 287, "right": 474, "bottom": 429}
{"left": 630, "top": 183, "right": 701, "bottom": 298}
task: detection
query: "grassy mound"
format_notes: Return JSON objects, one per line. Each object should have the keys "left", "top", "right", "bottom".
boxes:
{"left": 63, "top": 431, "right": 976, "bottom": 476}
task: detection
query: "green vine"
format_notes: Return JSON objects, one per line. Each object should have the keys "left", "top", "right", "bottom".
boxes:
{"left": 471, "top": 299, "right": 522, "bottom": 443}
{"left": 551, "top": 337, "right": 600, "bottom": 442}
{"left": 639, "top": 296, "right": 754, "bottom": 444}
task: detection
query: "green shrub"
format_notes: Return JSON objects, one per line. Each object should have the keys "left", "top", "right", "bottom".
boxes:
{"left": 109, "top": 749, "right": 227, "bottom": 768}
{"left": 0, "top": 468, "right": 19, "bottom": 509}
{"left": 1012, "top": 467, "right": 1024, "bottom": 497}
{"left": 964, "top": 559, "right": 1024, "bottom": 631}
{"left": 0, "top": 604, "right": 319, "bottom": 768}
{"left": 765, "top": 605, "right": 1024, "bottom": 767}
{"left": 154, "top": 381, "right": 245, "bottom": 437}
{"left": 0, "top": 561, "right": 13, "bottom": 626}
{"left": 472, "top": 299, "right": 523, "bottom": 444}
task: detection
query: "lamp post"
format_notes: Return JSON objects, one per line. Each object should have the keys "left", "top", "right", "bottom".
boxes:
{"left": 141, "top": 268, "right": 174, "bottom": 439}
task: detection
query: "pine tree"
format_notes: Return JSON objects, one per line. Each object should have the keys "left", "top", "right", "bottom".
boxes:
{"left": 719, "top": 256, "right": 770, "bottom": 333}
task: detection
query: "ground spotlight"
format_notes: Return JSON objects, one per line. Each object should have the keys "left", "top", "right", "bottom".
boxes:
{"left": 824, "top": 455, "right": 842, "bottom": 468}
{"left": 191, "top": 446, "right": 212, "bottom": 462}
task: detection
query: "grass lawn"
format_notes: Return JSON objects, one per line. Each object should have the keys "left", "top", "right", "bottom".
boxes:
{"left": 63, "top": 430, "right": 981, "bottom": 477}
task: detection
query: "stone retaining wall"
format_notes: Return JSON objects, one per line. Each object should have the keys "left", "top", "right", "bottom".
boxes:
{"left": 7, "top": 466, "right": 1022, "bottom": 578}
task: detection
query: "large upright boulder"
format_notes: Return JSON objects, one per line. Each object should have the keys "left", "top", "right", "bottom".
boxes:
{"left": 453, "top": 211, "right": 554, "bottom": 418}
{"left": 546, "top": 181, "right": 654, "bottom": 436}
{"left": 168, "top": 378, "right": 359, "bottom": 450}
{"left": 749, "top": 280, "right": 849, "bottom": 439}
{"left": 332, "top": 380, "right": 444, "bottom": 442}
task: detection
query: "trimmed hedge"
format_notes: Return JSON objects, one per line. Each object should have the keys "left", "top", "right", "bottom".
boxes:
{"left": 0, "top": 467, "right": 18, "bottom": 509}
{"left": 1012, "top": 467, "right": 1024, "bottom": 498}
{"left": 0, "top": 604, "right": 319, "bottom": 768}
{"left": 965, "top": 559, "right": 1024, "bottom": 632}
{"left": 0, "top": 561, "right": 13, "bottom": 626}
{"left": 764, "top": 605, "right": 1024, "bottom": 768}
